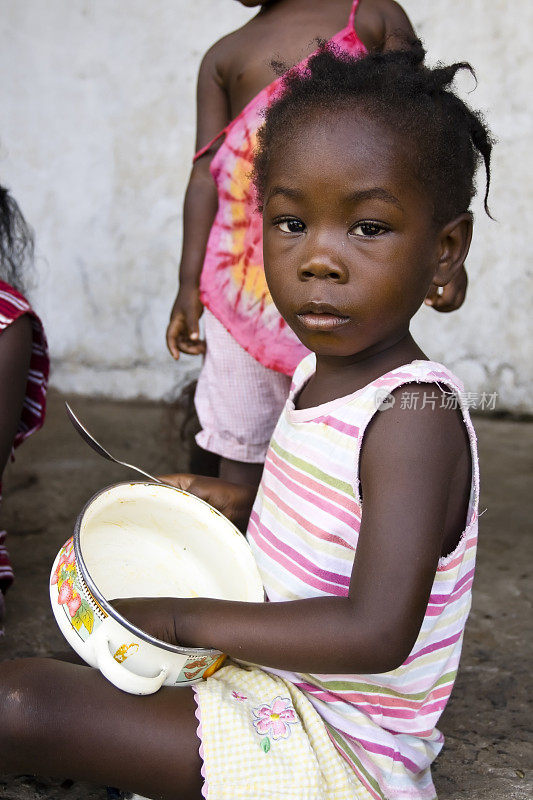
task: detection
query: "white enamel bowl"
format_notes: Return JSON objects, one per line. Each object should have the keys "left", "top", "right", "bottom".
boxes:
{"left": 50, "top": 482, "right": 264, "bottom": 694}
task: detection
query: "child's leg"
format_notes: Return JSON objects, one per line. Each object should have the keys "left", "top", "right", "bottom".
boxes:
{"left": 0, "top": 658, "right": 203, "bottom": 800}
{"left": 219, "top": 457, "right": 264, "bottom": 487}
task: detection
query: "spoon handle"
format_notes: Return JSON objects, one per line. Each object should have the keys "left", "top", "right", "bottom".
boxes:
{"left": 65, "top": 402, "right": 115, "bottom": 462}
{"left": 112, "top": 460, "right": 163, "bottom": 485}
{"left": 65, "top": 402, "right": 162, "bottom": 485}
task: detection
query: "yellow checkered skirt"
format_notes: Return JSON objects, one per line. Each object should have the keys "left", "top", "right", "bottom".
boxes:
{"left": 193, "top": 663, "right": 372, "bottom": 800}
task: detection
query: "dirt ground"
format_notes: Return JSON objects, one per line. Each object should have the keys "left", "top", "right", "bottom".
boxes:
{"left": 0, "top": 389, "right": 531, "bottom": 800}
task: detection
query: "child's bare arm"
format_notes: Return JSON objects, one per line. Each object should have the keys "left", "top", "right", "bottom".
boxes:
{"left": 166, "top": 43, "right": 229, "bottom": 359}
{"left": 0, "top": 315, "right": 33, "bottom": 475}
{"left": 380, "top": 0, "right": 417, "bottom": 50}
{"left": 117, "top": 387, "right": 470, "bottom": 675}
{"left": 356, "top": 0, "right": 416, "bottom": 52}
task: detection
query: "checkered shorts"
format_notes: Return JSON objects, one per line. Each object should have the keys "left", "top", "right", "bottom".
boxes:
{"left": 194, "top": 310, "right": 292, "bottom": 463}
{"left": 193, "top": 663, "right": 371, "bottom": 800}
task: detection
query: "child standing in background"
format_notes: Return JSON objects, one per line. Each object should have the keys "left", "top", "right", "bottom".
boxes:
{"left": 166, "top": 0, "right": 468, "bottom": 487}
{"left": 0, "top": 186, "right": 49, "bottom": 627}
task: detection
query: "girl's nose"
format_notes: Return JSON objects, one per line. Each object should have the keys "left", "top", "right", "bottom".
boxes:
{"left": 297, "top": 257, "right": 348, "bottom": 283}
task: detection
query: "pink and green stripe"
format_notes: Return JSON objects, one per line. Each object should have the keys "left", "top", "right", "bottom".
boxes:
{"left": 247, "top": 356, "right": 479, "bottom": 800}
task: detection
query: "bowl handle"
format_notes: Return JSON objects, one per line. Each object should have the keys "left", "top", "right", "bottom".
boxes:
{"left": 92, "top": 623, "right": 169, "bottom": 695}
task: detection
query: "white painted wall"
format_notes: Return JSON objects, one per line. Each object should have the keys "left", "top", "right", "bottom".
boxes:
{"left": 1, "top": 1, "right": 531, "bottom": 410}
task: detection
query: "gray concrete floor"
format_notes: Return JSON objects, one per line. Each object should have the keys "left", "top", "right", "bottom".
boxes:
{"left": 0, "top": 390, "right": 531, "bottom": 800}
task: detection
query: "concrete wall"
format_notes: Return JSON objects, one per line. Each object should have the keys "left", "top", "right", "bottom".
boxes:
{"left": 1, "top": 0, "right": 531, "bottom": 411}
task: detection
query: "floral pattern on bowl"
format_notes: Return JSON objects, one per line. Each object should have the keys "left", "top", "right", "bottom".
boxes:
{"left": 50, "top": 537, "right": 104, "bottom": 641}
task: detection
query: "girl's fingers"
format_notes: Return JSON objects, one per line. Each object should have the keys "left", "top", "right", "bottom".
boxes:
{"left": 176, "top": 337, "right": 206, "bottom": 355}
{"left": 185, "top": 309, "right": 200, "bottom": 342}
{"left": 158, "top": 473, "right": 196, "bottom": 491}
{"left": 166, "top": 315, "right": 185, "bottom": 359}
{"left": 167, "top": 313, "right": 205, "bottom": 357}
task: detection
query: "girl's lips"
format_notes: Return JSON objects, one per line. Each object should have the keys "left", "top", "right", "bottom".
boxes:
{"left": 296, "top": 312, "right": 349, "bottom": 331}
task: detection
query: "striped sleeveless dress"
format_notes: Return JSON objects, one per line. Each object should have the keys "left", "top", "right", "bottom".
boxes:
{"left": 194, "top": 0, "right": 367, "bottom": 375}
{"left": 0, "top": 281, "right": 49, "bottom": 593}
{"left": 193, "top": 356, "right": 478, "bottom": 800}
{"left": 246, "top": 356, "right": 479, "bottom": 800}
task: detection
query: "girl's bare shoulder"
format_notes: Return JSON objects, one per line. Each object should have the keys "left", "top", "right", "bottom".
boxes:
{"left": 356, "top": 0, "right": 415, "bottom": 51}
{"left": 201, "top": 17, "right": 259, "bottom": 82}
{"left": 199, "top": 32, "right": 237, "bottom": 84}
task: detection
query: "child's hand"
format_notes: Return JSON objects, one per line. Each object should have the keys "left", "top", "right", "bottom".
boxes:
{"left": 425, "top": 266, "right": 468, "bottom": 312}
{"left": 111, "top": 597, "right": 214, "bottom": 651}
{"left": 166, "top": 285, "right": 205, "bottom": 359}
{"left": 111, "top": 597, "right": 181, "bottom": 646}
{"left": 159, "top": 473, "right": 258, "bottom": 531}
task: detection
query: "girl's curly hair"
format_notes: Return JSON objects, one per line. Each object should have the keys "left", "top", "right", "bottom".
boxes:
{"left": 0, "top": 185, "right": 34, "bottom": 293}
{"left": 253, "top": 41, "right": 494, "bottom": 223}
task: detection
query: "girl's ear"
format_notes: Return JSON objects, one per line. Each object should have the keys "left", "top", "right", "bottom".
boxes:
{"left": 432, "top": 213, "right": 473, "bottom": 287}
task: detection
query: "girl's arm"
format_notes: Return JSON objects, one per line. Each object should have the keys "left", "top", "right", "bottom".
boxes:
{"left": 117, "top": 386, "right": 471, "bottom": 675}
{"left": 380, "top": 0, "right": 417, "bottom": 51}
{"left": 355, "top": 0, "right": 416, "bottom": 53}
{"left": 166, "top": 43, "right": 229, "bottom": 359}
{"left": 0, "top": 314, "right": 33, "bottom": 475}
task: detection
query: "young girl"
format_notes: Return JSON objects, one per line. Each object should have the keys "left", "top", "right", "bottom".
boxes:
{"left": 0, "top": 45, "right": 492, "bottom": 800}
{"left": 166, "top": 0, "right": 467, "bottom": 488}
{"left": 0, "top": 186, "right": 49, "bottom": 627}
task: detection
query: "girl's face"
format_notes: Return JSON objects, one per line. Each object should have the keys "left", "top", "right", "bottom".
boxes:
{"left": 262, "top": 109, "right": 445, "bottom": 362}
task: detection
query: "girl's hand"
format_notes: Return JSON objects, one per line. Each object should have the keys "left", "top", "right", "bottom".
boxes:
{"left": 425, "top": 266, "right": 468, "bottom": 312}
{"left": 166, "top": 285, "right": 205, "bottom": 359}
{"left": 159, "top": 473, "right": 258, "bottom": 530}
{"left": 111, "top": 597, "right": 182, "bottom": 646}
{"left": 166, "top": 44, "right": 229, "bottom": 361}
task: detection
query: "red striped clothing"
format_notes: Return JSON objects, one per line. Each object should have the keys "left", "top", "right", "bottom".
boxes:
{"left": 247, "top": 355, "right": 479, "bottom": 800}
{"left": 0, "top": 281, "right": 49, "bottom": 592}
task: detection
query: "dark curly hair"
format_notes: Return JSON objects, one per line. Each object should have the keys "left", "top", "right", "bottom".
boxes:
{"left": 0, "top": 185, "right": 34, "bottom": 293}
{"left": 253, "top": 42, "right": 494, "bottom": 223}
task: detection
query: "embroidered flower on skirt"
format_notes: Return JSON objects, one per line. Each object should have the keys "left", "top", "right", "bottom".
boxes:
{"left": 252, "top": 696, "right": 298, "bottom": 740}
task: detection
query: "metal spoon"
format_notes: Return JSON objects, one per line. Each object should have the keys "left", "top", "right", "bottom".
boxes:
{"left": 65, "top": 402, "right": 163, "bottom": 484}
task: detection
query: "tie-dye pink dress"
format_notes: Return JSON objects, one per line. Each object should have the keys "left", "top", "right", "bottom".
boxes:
{"left": 194, "top": 0, "right": 367, "bottom": 375}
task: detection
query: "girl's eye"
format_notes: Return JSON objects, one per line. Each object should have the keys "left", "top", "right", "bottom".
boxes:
{"left": 351, "top": 222, "right": 388, "bottom": 237}
{"left": 277, "top": 218, "right": 306, "bottom": 234}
